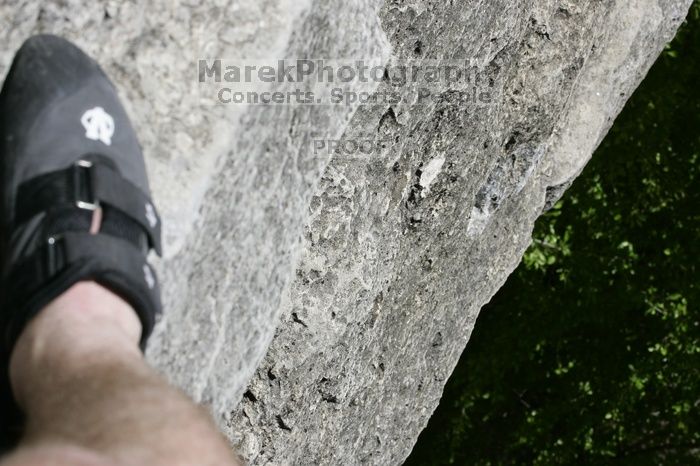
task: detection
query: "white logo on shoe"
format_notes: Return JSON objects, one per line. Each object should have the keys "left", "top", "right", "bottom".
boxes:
{"left": 143, "top": 264, "right": 155, "bottom": 290}
{"left": 81, "top": 107, "right": 115, "bottom": 146}
{"left": 145, "top": 202, "right": 158, "bottom": 228}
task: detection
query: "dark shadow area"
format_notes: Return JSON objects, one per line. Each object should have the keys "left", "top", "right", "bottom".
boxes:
{"left": 407, "top": 4, "right": 699, "bottom": 465}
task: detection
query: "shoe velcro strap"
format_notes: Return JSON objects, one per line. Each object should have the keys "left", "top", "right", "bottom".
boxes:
{"left": 15, "top": 160, "right": 162, "bottom": 255}
{"left": 5, "top": 231, "right": 161, "bottom": 351}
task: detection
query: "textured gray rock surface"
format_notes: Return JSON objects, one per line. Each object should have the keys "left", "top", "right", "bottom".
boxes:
{"left": 0, "top": 0, "right": 692, "bottom": 465}
{"left": 226, "top": 1, "right": 693, "bottom": 465}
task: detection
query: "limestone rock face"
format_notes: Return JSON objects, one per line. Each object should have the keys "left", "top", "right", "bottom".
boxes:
{"left": 0, "top": 0, "right": 692, "bottom": 465}
{"left": 223, "top": 1, "right": 693, "bottom": 464}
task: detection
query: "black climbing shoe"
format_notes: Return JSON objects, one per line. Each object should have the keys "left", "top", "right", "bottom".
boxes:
{"left": 0, "top": 34, "right": 163, "bottom": 442}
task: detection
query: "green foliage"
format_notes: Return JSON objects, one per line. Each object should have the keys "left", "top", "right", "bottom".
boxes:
{"left": 406, "top": 4, "right": 700, "bottom": 465}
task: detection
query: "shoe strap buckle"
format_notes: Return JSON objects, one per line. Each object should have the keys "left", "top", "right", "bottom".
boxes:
{"left": 45, "top": 235, "right": 66, "bottom": 277}
{"left": 73, "top": 160, "right": 100, "bottom": 211}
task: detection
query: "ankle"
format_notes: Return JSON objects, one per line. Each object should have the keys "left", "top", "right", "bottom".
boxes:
{"left": 9, "top": 281, "right": 143, "bottom": 407}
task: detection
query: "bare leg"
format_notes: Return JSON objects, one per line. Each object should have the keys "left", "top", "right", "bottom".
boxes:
{"left": 0, "top": 282, "right": 239, "bottom": 466}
